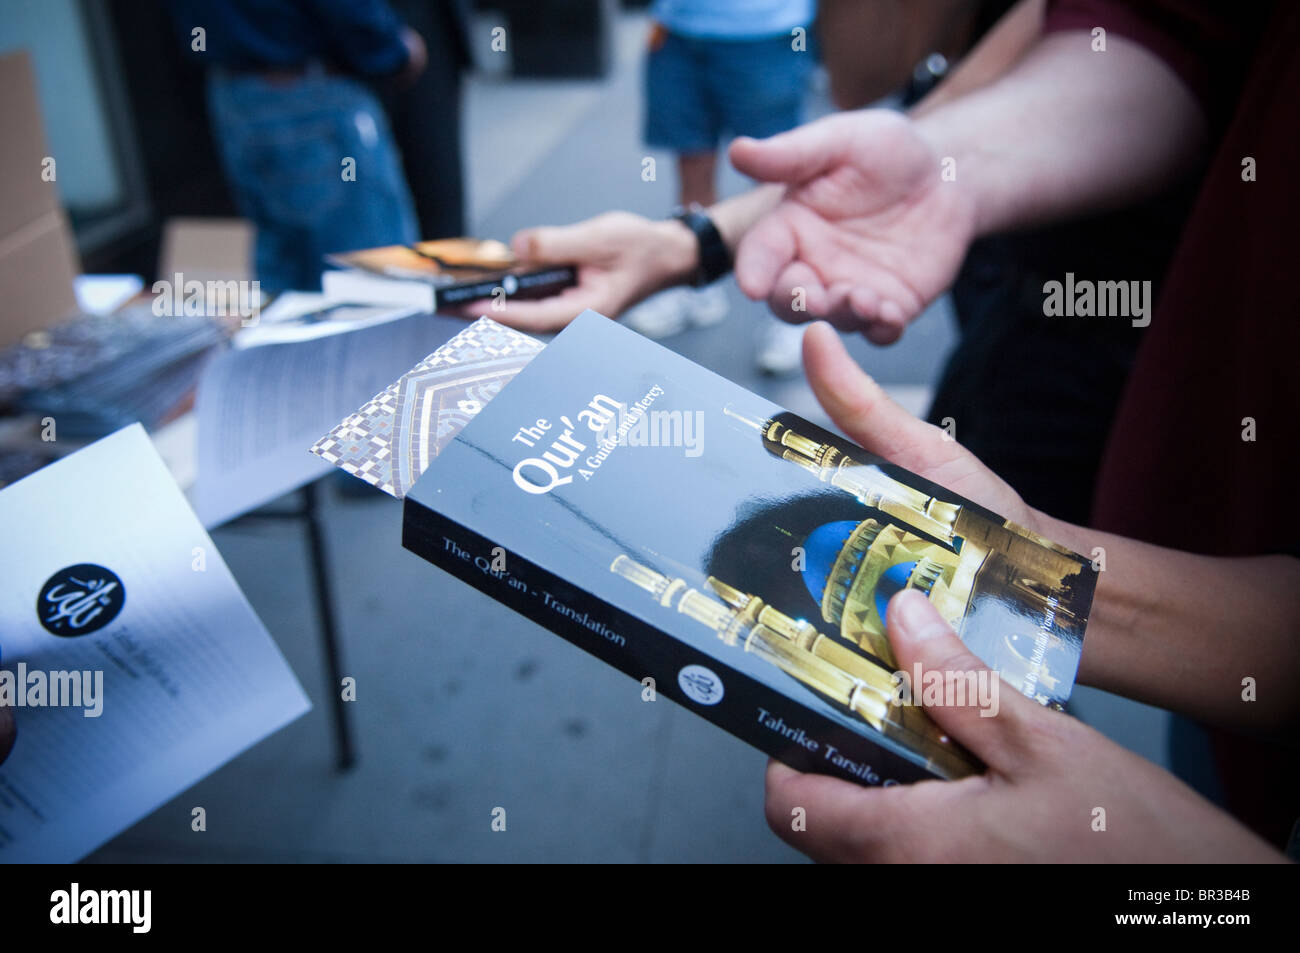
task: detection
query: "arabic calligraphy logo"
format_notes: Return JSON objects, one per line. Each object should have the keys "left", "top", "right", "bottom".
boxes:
{"left": 677, "top": 664, "right": 724, "bottom": 706}
{"left": 37, "top": 564, "right": 125, "bottom": 637}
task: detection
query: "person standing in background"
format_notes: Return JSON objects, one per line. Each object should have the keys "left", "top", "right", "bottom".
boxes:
{"left": 626, "top": 0, "right": 816, "bottom": 375}
{"left": 168, "top": 0, "right": 426, "bottom": 292}
{"left": 379, "top": 0, "right": 473, "bottom": 241}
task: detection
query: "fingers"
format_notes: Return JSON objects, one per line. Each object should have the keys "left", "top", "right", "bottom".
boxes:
{"left": 734, "top": 212, "right": 797, "bottom": 302}
{"left": 440, "top": 290, "right": 587, "bottom": 333}
{"left": 765, "top": 758, "right": 985, "bottom": 862}
{"left": 801, "top": 322, "right": 945, "bottom": 462}
{"left": 767, "top": 261, "right": 824, "bottom": 321}
{"left": 886, "top": 589, "right": 1051, "bottom": 775}
{"left": 849, "top": 286, "right": 909, "bottom": 344}
{"left": 510, "top": 223, "right": 597, "bottom": 265}
{"left": 764, "top": 759, "right": 895, "bottom": 863}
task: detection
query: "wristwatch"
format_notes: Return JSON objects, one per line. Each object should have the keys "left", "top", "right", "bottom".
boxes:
{"left": 670, "top": 203, "right": 733, "bottom": 287}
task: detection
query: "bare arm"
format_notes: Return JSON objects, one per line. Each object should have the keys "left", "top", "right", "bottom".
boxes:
{"left": 468, "top": 185, "right": 785, "bottom": 330}
{"left": 1034, "top": 514, "right": 1300, "bottom": 738}
{"left": 909, "top": 0, "right": 1045, "bottom": 118}
{"left": 706, "top": 184, "right": 784, "bottom": 257}
{"left": 914, "top": 29, "right": 1208, "bottom": 235}
{"left": 728, "top": 27, "right": 1210, "bottom": 335}
{"left": 817, "top": 0, "right": 979, "bottom": 110}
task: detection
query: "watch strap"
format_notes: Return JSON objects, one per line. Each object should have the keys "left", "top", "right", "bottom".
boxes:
{"left": 670, "top": 203, "right": 732, "bottom": 287}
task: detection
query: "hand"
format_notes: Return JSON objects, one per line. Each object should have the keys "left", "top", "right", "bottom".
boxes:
{"left": 764, "top": 589, "right": 1284, "bottom": 862}
{"left": 445, "top": 212, "right": 697, "bottom": 332}
{"left": 730, "top": 110, "right": 976, "bottom": 344}
{"left": 801, "top": 321, "right": 1037, "bottom": 530}
{"left": 393, "top": 27, "right": 427, "bottom": 88}
{"left": 0, "top": 703, "right": 14, "bottom": 766}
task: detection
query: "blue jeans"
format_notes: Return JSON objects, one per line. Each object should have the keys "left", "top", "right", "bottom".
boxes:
{"left": 206, "top": 70, "right": 418, "bottom": 292}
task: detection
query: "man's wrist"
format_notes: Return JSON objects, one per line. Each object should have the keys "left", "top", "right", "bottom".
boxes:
{"left": 911, "top": 110, "right": 990, "bottom": 238}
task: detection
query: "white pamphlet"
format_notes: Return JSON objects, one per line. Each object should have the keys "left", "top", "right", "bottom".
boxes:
{"left": 193, "top": 311, "right": 466, "bottom": 527}
{"left": 0, "top": 424, "right": 310, "bottom": 862}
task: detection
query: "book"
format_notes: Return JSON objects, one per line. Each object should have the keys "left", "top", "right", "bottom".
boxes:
{"left": 315, "top": 313, "right": 1095, "bottom": 785}
{"left": 323, "top": 239, "right": 577, "bottom": 312}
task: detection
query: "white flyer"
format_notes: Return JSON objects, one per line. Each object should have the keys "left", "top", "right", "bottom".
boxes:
{"left": 0, "top": 424, "right": 310, "bottom": 863}
{"left": 193, "top": 310, "right": 466, "bottom": 527}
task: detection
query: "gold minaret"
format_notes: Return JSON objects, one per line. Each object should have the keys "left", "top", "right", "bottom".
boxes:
{"left": 610, "top": 554, "right": 978, "bottom": 779}
{"left": 723, "top": 406, "right": 1082, "bottom": 705}
{"left": 723, "top": 405, "right": 1082, "bottom": 587}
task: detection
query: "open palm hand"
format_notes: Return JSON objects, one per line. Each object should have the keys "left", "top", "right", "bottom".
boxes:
{"left": 731, "top": 110, "right": 975, "bottom": 345}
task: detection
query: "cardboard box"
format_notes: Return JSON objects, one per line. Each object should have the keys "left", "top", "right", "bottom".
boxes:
{"left": 0, "top": 51, "right": 79, "bottom": 348}
{"left": 157, "top": 217, "right": 254, "bottom": 285}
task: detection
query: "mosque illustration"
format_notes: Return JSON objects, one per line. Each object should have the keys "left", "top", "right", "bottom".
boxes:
{"left": 608, "top": 407, "right": 1093, "bottom": 780}
{"left": 611, "top": 553, "right": 979, "bottom": 779}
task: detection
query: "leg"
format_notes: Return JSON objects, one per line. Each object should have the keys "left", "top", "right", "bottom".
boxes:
{"left": 627, "top": 31, "right": 720, "bottom": 338}
{"left": 379, "top": 0, "right": 467, "bottom": 238}
{"left": 707, "top": 33, "right": 815, "bottom": 370}
{"left": 311, "top": 77, "right": 419, "bottom": 258}
{"left": 677, "top": 151, "right": 718, "bottom": 208}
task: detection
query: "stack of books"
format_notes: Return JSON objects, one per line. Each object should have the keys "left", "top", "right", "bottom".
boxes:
{"left": 322, "top": 238, "right": 576, "bottom": 312}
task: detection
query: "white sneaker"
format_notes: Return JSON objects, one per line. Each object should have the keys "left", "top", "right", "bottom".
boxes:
{"left": 622, "top": 287, "right": 694, "bottom": 339}
{"left": 688, "top": 284, "right": 729, "bottom": 327}
{"left": 755, "top": 317, "right": 806, "bottom": 376}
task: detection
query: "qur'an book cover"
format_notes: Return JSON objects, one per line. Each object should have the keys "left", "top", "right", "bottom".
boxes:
{"left": 316, "top": 312, "right": 1095, "bottom": 785}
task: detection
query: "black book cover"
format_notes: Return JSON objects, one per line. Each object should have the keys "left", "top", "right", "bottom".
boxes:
{"left": 324, "top": 241, "right": 576, "bottom": 308}
{"left": 400, "top": 311, "right": 1095, "bottom": 785}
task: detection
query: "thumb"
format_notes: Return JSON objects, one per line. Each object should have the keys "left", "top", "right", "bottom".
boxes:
{"left": 510, "top": 224, "right": 591, "bottom": 264}
{"left": 729, "top": 118, "right": 843, "bottom": 186}
{"left": 802, "top": 322, "right": 946, "bottom": 466}
{"left": 887, "top": 589, "right": 1044, "bottom": 776}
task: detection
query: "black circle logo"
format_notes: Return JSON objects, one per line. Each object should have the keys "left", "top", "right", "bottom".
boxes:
{"left": 36, "top": 564, "right": 125, "bottom": 636}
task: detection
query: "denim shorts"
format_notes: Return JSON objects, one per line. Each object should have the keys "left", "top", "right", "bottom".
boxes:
{"left": 645, "top": 29, "right": 812, "bottom": 153}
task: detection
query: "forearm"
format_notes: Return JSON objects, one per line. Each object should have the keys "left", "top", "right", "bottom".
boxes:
{"left": 1033, "top": 511, "right": 1300, "bottom": 736}
{"left": 818, "top": 0, "right": 977, "bottom": 110}
{"left": 913, "top": 30, "right": 1207, "bottom": 235}
{"left": 709, "top": 184, "right": 783, "bottom": 255}
{"left": 909, "top": 0, "right": 1044, "bottom": 119}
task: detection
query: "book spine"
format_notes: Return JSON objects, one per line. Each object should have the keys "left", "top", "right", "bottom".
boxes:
{"left": 402, "top": 499, "right": 937, "bottom": 787}
{"left": 434, "top": 267, "right": 578, "bottom": 307}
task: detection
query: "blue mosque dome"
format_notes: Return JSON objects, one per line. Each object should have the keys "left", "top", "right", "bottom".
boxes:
{"left": 801, "top": 521, "right": 860, "bottom": 605}
{"left": 875, "top": 561, "right": 919, "bottom": 624}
